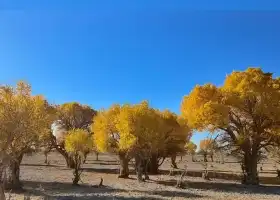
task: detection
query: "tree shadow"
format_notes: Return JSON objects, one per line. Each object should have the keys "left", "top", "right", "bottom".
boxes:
{"left": 21, "top": 180, "right": 204, "bottom": 199}
{"left": 81, "top": 167, "right": 119, "bottom": 174}
{"left": 86, "top": 159, "right": 117, "bottom": 163}
{"left": 81, "top": 167, "right": 137, "bottom": 175}
{"left": 158, "top": 169, "right": 280, "bottom": 184}
{"left": 155, "top": 179, "right": 280, "bottom": 196}
{"left": 85, "top": 161, "right": 119, "bottom": 166}
{"left": 21, "top": 163, "right": 63, "bottom": 168}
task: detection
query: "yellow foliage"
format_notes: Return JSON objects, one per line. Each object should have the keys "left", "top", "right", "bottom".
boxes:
{"left": 185, "top": 141, "right": 197, "bottom": 154}
{"left": 0, "top": 81, "right": 55, "bottom": 157}
{"left": 58, "top": 102, "right": 97, "bottom": 130}
{"left": 92, "top": 105, "right": 121, "bottom": 153}
{"left": 181, "top": 67, "right": 280, "bottom": 153}
{"left": 65, "top": 129, "right": 92, "bottom": 154}
{"left": 92, "top": 101, "right": 192, "bottom": 157}
{"left": 199, "top": 139, "right": 214, "bottom": 152}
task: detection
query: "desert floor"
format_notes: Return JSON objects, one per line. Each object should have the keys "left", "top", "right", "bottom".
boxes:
{"left": 6, "top": 152, "right": 280, "bottom": 200}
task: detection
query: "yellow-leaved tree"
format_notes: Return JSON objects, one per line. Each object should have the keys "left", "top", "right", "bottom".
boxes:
{"left": 154, "top": 110, "right": 192, "bottom": 170}
{"left": 185, "top": 141, "right": 197, "bottom": 162}
{"left": 181, "top": 67, "right": 280, "bottom": 185}
{"left": 52, "top": 102, "right": 97, "bottom": 168}
{"left": 199, "top": 139, "right": 216, "bottom": 162}
{"left": 0, "top": 81, "right": 55, "bottom": 190}
{"left": 65, "top": 129, "right": 92, "bottom": 185}
{"left": 92, "top": 101, "right": 192, "bottom": 181}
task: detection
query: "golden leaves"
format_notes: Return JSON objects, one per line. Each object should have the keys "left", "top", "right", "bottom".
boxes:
{"left": 0, "top": 81, "right": 55, "bottom": 156}
{"left": 185, "top": 141, "right": 197, "bottom": 154}
{"left": 65, "top": 129, "right": 92, "bottom": 154}
{"left": 92, "top": 101, "right": 192, "bottom": 155}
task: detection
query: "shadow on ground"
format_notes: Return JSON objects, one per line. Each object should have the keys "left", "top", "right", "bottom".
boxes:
{"left": 158, "top": 169, "right": 280, "bottom": 185}
{"left": 21, "top": 180, "right": 204, "bottom": 200}
{"left": 155, "top": 178, "right": 280, "bottom": 196}
{"left": 21, "top": 163, "right": 64, "bottom": 168}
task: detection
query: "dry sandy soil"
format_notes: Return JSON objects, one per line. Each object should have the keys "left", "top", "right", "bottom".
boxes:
{"left": 6, "top": 152, "right": 280, "bottom": 200}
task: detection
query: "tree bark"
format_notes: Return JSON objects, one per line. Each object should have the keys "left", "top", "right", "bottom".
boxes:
{"left": 171, "top": 154, "right": 178, "bottom": 169}
{"left": 118, "top": 152, "right": 129, "bottom": 178}
{"left": 95, "top": 152, "right": 99, "bottom": 161}
{"left": 210, "top": 154, "right": 214, "bottom": 162}
{"left": 147, "top": 154, "right": 159, "bottom": 174}
{"left": 66, "top": 155, "right": 75, "bottom": 169}
{"left": 203, "top": 153, "right": 208, "bottom": 162}
{"left": 4, "top": 154, "right": 23, "bottom": 190}
{"left": 135, "top": 155, "right": 144, "bottom": 182}
{"left": 44, "top": 152, "right": 48, "bottom": 164}
{"left": 242, "top": 149, "right": 259, "bottom": 185}
{"left": 54, "top": 144, "right": 75, "bottom": 168}
{"left": 72, "top": 154, "right": 82, "bottom": 186}
{"left": 0, "top": 184, "right": 6, "bottom": 200}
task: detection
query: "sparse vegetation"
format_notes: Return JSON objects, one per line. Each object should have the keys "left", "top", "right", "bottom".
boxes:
{"left": 0, "top": 67, "right": 280, "bottom": 199}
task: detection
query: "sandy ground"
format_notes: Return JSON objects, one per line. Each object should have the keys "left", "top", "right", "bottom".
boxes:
{"left": 5, "top": 152, "right": 280, "bottom": 200}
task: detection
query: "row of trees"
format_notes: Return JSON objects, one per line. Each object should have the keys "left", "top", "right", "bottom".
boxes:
{"left": 0, "top": 67, "right": 279, "bottom": 194}
{"left": 0, "top": 83, "right": 192, "bottom": 191}
{"left": 92, "top": 102, "right": 191, "bottom": 180}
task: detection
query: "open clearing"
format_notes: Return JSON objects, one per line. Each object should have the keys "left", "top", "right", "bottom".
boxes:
{"left": 6, "top": 152, "right": 280, "bottom": 200}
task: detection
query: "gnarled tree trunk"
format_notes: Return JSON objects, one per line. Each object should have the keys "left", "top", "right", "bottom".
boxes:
{"left": 171, "top": 154, "right": 178, "bottom": 169}
{"left": 147, "top": 154, "right": 159, "bottom": 174}
{"left": 242, "top": 149, "right": 259, "bottom": 185}
{"left": 135, "top": 155, "right": 144, "bottom": 182}
{"left": 55, "top": 146, "right": 75, "bottom": 168}
{"left": 0, "top": 184, "right": 5, "bottom": 200}
{"left": 118, "top": 152, "right": 129, "bottom": 178}
{"left": 4, "top": 154, "right": 23, "bottom": 190}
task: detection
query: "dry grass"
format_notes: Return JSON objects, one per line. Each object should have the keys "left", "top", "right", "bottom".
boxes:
{"left": 5, "top": 152, "right": 280, "bottom": 200}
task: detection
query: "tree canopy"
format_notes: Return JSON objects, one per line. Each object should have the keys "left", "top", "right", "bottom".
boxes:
{"left": 181, "top": 67, "right": 280, "bottom": 184}
{"left": 57, "top": 102, "right": 97, "bottom": 131}
{"left": 0, "top": 81, "right": 55, "bottom": 189}
{"left": 92, "top": 101, "right": 191, "bottom": 157}
{"left": 185, "top": 141, "right": 197, "bottom": 155}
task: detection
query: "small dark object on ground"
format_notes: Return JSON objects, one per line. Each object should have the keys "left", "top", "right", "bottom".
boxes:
{"left": 277, "top": 170, "right": 280, "bottom": 178}
{"left": 92, "top": 178, "right": 104, "bottom": 188}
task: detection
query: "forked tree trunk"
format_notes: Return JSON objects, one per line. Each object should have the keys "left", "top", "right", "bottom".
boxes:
{"left": 118, "top": 152, "right": 129, "bottom": 178}
{"left": 242, "top": 149, "right": 259, "bottom": 185}
{"left": 4, "top": 154, "right": 23, "bottom": 190}
{"left": 72, "top": 154, "right": 82, "bottom": 186}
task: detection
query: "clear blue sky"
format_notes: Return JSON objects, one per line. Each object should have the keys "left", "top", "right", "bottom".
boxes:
{"left": 0, "top": 1, "right": 280, "bottom": 145}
